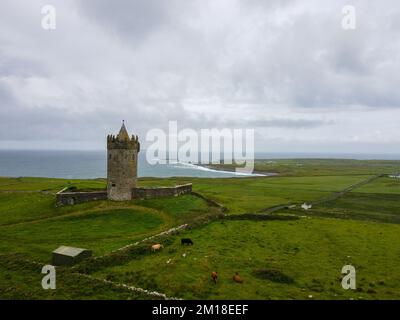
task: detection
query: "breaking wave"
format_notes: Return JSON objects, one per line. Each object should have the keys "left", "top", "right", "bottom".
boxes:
{"left": 152, "top": 159, "right": 268, "bottom": 177}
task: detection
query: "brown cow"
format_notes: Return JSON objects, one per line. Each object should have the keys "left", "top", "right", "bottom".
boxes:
{"left": 233, "top": 272, "right": 243, "bottom": 283}
{"left": 211, "top": 271, "right": 218, "bottom": 284}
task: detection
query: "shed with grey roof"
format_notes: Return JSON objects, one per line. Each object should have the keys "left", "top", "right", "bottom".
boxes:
{"left": 52, "top": 246, "right": 92, "bottom": 266}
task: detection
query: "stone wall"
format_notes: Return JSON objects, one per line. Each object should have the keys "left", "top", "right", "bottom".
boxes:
{"left": 191, "top": 191, "right": 228, "bottom": 212}
{"left": 56, "top": 188, "right": 107, "bottom": 207}
{"left": 56, "top": 183, "right": 192, "bottom": 206}
{"left": 132, "top": 183, "right": 192, "bottom": 200}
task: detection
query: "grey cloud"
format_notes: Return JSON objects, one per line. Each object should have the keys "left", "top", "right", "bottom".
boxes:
{"left": 77, "top": 0, "right": 175, "bottom": 42}
{"left": 0, "top": 0, "right": 399, "bottom": 151}
{"left": 238, "top": 118, "right": 333, "bottom": 129}
{"left": 179, "top": 112, "right": 333, "bottom": 129}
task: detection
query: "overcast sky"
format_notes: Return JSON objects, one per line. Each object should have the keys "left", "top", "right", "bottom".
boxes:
{"left": 0, "top": 0, "right": 399, "bottom": 153}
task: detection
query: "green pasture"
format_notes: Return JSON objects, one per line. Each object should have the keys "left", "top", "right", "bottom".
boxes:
{"left": 0, "top": 158, "right": 399, "bottom": 299}
{"left": 93, "top": 217, "right": 400, "bottom": 300}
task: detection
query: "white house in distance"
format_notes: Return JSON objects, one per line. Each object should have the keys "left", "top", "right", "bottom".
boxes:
{"left": 301, "top": 203, "right": 312, "bottom": 210}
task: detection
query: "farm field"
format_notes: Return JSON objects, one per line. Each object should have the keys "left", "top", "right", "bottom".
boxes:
{"left": 92, "top": 217, "right": 400, "bottom": 300}
{"left": 0, "top": 194, "right": 218, "bottom": 261}
{"left": 141, "top": 175, "right": 374, "bottom": 213}
{"left": 208, "top": 158, "right": 400, "bottom": 177}
{"left": 286, "top": 176, "right": 400, "bottom": 224}
{"left": 0, "top": 159, "right": 399, "bottom": 300}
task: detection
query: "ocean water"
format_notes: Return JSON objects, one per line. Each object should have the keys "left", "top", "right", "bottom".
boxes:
{"left": 0, "top": 150, "right": 257, "bottom": 179}
{"left": 0, "top": 150, "right": 399, "bottom": 179}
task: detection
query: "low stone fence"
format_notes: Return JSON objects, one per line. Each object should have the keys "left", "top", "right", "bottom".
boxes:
{"left": 56, "top": 188, "right": 107, "bottom": 207}
{"left": 191, "top": 191, "right": 228, "bottom": 212}
{"left": 132, "top": 183, "right": 192, "bottom": 200}
{"left": 56, "top": 183, "right": 192, "bottom": 206}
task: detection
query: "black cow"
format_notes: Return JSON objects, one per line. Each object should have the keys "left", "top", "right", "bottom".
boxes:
{"left": 181, "top": 238, "right": 194, "bottom": 245}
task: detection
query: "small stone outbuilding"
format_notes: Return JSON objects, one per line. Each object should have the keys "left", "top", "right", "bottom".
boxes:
{"left": 52, "top": 246, "right": 92, "bottom": 266}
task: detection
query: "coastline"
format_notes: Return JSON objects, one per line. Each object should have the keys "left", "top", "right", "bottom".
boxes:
{"left": 195, "top": 163, "right": 277, "bottom": 177}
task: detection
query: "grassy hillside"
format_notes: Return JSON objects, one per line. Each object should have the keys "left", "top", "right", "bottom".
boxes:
{"left": 0, "top": 194, "right": 219, "bottom": 262}
{"left": 92, "top": 217, "right": 400, "bottom": 300}
{"left": 0, "top": 159, "right": 399, "bottom": 299}
{"left": 0, "top": 255, "right": 155, "bottom": 300}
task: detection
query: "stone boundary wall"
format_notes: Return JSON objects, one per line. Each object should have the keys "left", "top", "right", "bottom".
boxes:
{"left": 56, "top": 188, "right": 107, "bottom": 207}
{"left": 132, "top": 183, "right": 192, "bottom": 200}
{"left": 191, "top": 191, "right": 228, "bottom": 212}
{"left": 56, "top": 183, "right": 192, "bottom": 206}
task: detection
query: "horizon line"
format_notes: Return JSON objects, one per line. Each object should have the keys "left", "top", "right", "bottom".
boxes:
{"left": 0, "top": 149, "right": 400, "bottom": 156}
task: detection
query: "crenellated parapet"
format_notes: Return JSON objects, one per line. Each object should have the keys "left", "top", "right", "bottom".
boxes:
{"left": 107, "top": 134, "right": 140, "bottom": 151}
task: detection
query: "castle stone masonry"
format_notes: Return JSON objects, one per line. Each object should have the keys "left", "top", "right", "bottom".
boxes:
{"left": 107, "top": 122, "right": 140, "bottom": 201}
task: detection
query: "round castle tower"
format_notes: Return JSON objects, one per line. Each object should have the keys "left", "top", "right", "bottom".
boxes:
{"left": 107, "top": 122, "right": 140, "bottom": 201}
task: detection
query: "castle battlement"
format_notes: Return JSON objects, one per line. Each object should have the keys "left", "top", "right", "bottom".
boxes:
{"left": 107, "top": 134, "right": 140, "bottom": 150}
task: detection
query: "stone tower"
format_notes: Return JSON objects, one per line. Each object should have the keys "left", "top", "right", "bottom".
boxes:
{"left": 107, "top": 122, "right": 140, "bottom": 201}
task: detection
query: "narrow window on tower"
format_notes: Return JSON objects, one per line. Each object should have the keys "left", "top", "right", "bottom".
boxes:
{"left": 132, "top": 154, "right": 135, "bottom": 161}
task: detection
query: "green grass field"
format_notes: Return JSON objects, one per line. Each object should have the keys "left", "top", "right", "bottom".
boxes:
{"left": 286, "top": 176, "right": 400, "bottom": 224}
{"left": 209, "top": 158, "right": 400, "bottom": 177}
{"left": 0, "top": 208, "right": 165, "bottom": 260}
{"left": 93, "top": 217, "right": 400, "bottom": 300}
{"left": 0, "top": 159, "right": 399, "bottom": 300}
